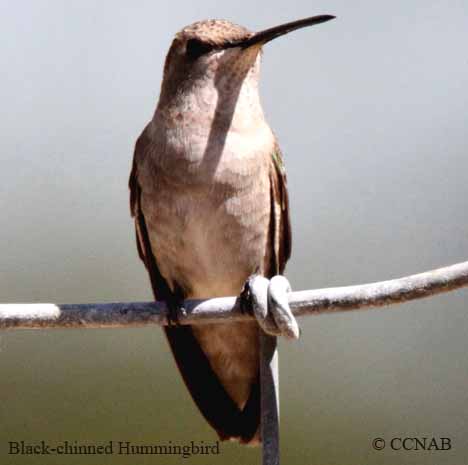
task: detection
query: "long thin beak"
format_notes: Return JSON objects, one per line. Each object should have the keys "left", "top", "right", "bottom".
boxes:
{"left": 227, "top": 15, "right": 335, "bottom": 49}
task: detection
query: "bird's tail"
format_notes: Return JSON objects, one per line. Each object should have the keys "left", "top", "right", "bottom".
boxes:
{"left": 164, "top": 325, "right": 261, "bottom": 444}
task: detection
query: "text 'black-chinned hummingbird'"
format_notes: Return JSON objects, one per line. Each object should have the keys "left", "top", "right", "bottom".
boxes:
{"left": 129, "top": 14, "right": 335, "bottom": 444}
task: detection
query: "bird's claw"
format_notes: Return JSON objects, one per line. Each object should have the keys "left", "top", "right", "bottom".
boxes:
{"left": 166, "top": 299, "right": 187, "bottom": 327}
{"left": 242, "top": 274, "right": 300, "bottom": 339}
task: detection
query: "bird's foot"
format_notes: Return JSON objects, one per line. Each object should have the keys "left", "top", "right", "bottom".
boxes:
{"left": 165, "top": 296, "right": 187, "bottom": 327}
{"left": 241, "top": 274, "right": 300, "bottom": 339}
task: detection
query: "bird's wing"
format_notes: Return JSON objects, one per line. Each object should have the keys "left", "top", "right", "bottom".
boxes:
{"left": 267, "top": 141, "right": 292, "bottom": 277}
{"left": 129, "top": 127, "right": 260, "bottom": 443}
{"left": 129, "top": 128, "right": 177, "bottom": 303}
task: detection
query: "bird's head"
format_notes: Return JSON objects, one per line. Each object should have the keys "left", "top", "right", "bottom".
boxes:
{"left": 158, "top": 16, "right": 335, "bottom": 107}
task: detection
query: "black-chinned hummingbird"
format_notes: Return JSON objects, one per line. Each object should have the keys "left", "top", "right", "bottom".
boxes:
{"left": 129, "top": 14, "right": 335, "bottom": 444}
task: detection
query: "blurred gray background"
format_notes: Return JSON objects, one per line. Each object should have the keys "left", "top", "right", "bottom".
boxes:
{"left": 1, "top": 1, "right": 467, "bottom": 464}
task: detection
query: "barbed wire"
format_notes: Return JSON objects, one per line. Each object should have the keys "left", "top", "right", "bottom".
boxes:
{"left": 1, "top": 260, "right": 467, "bottom": 330}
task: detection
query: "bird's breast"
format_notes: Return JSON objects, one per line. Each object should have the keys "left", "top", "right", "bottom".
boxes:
{"left": 139, "top": 119, "right": 275, "bottom": 299}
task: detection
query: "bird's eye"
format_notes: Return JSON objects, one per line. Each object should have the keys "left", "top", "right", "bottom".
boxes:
{"left": 186, "top": 39, "right": 213, "bottom": 60}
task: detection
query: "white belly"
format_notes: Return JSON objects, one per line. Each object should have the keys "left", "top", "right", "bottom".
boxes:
{"left": 138, "top": 117, "right": 275, "bottom": 408}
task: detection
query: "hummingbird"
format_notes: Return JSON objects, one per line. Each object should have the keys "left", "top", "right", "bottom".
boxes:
{"left": 129, "top": 15, "right": 335, "bottom": 444}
